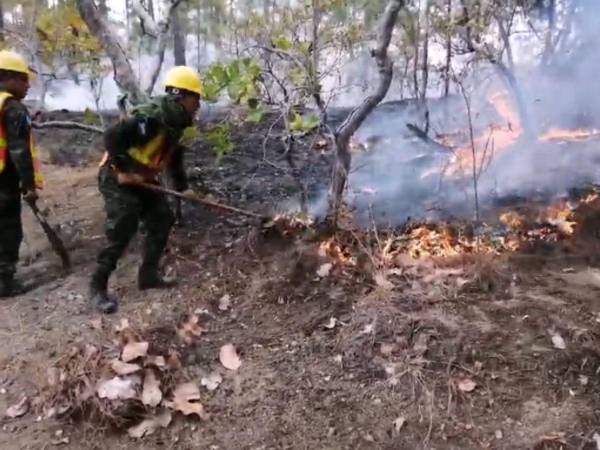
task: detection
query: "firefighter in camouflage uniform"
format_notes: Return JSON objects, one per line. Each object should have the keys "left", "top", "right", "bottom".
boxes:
{"left": 90, "top": 66, "right": 202, "bottom": 314}
{"left": 0, "top": 50, "right": 43, "bottom": 298}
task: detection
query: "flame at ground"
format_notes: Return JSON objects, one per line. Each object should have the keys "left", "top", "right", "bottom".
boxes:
{"left": 539, "top": 128, "right": 600, "bottom": 142}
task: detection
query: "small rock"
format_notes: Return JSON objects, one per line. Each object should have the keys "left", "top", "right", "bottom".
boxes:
{"left": 495, "top": 430, "right": 503, "bottom": 440}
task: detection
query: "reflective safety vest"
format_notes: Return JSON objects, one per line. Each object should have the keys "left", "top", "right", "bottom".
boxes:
{"left": 100, "top": 129, "right": 172, "bottom": 176}
{"left": 0, "top": 91, "right": 43, "bottom": 189}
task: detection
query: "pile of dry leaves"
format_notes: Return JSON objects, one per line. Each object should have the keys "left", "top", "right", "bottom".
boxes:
{"left": 23, "top": 314, "right": 243, "bottom": 438}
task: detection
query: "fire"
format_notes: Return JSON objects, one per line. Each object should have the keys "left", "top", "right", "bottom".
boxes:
{"left": 539, "top": 128, "right": 600, "bottom": 142}
{"left": 319, "top": 237, "right": 356, "bottom": 266}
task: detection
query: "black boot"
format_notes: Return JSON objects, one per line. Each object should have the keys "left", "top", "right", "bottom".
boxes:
{"left": 138, "top": 264, "right": 177, "bottom": 290}
{"left": 0, "top": 276, "right": 12, "bottom": 298}
{"left": 0, "top": 275, "right": 24, "bottom": 298}
{"left": 90, "top": 270, "right": 118, "bottom": 314}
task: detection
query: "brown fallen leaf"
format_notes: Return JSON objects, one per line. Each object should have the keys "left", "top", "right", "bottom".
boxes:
{"left": 122, "top": 341, "right": 149, "bottom": 362}
{"left": 47, "top": 367, "right": 61, "bottom": 386}
{"left": 165, "top": 382, "right": 208, "bottom": 420}
{"left": 128, "top": 410, "right": 172, "bottom": 438}
{"left": 146, "top": 355, "right": 166, "bottom": 369}
{"left": 5, "top": 396, "right": 29, "bottom": 418}
{"left": 111, "top": 359, "right": 141, "bottom": 376}
{"left": 90, "top": 317, "right": 103, "bottom": 330}
{"left": 115, "top": 318, "right": 130, "bottom": 332}
{"left": 374, "top": 271, "right": 394, "bottom": 290}
{"left": 178, "top": 315, "right": 204, "bottom": 344}
{"left": 219, "top": 344, "right": 242, "bottom": 371}
{"left": 142, "top": 370, "right": 162, "bottom": 407}
{"left": 167, "top": 351, "right": 182, "bottom": 370}
{"left": 96, "top": 376, "right": 138, "bottom": 400}
{"left": 457, "top": 378, "right": 477, "bottom": 393}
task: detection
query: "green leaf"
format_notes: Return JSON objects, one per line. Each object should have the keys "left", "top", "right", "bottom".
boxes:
{"left": 205, "top": 124, "right": 235, "bottom": 160}
{"left": 181, "top": 126, "right": 200, "bottom": 146}
{"left": 83, "top": 108, "right": 100, "bottom": 125}
{"left": 246, "top": 108, "right": 265, "bottom": 124}
{"left": 274, "top": 36, "right": 292, "bottom": 50}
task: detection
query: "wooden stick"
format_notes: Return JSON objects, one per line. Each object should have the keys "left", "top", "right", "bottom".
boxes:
{"left": 130, "top": 181, "right": 266, "bottom": 219}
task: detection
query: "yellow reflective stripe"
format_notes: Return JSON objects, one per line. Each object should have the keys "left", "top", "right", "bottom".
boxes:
{"left": 0, "top": 92, "right": 12, "bottom": 175}
{"left": 127, "top": 131, "right": 167, "bottom": 170}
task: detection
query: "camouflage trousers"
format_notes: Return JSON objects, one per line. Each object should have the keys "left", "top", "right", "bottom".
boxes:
{"left": 94, "top": 166, "right": 174, "bottom": 278}
{"left": 0, "top": 188, "right": 23, "bottom": 279}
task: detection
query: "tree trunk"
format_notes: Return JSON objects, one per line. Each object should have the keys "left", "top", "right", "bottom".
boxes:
{"left": 76, "top": 0, "right": 144, "bottom": 103}
{"left": 328, "top": 0, "right": 406, "bottom": 224}
{"left": 173, "top": 5, "right": 186, "bottom": 65}
{"left": 421, "top": 1, "right": 429, "bottom": 100}
{"left": 98, "top": 0, "right": 108, "bottom": 17}
{"left": 0, "top": 0, "right": 5, "bottom": 42}
{"left": 542, "top": 0, "right": 556, "bottom": 64}
{"left": 442, "top": 0, "right": 452, "bottom": 96}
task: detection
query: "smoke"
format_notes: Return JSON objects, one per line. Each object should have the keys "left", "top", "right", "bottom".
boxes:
{"left": 339, "top": 0, "right": 600, "bottom": 225}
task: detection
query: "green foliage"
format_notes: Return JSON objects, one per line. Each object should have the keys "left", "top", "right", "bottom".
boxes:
{"left": 245, "top": 107, "right": 266, "bottom": 124}
{"left": 203, "top": 58, "right": 262, "bottom": 107}
{"left": 83, "top": 108, "right": 101, "bottom": 125}
{"left": 289, "top": 112, "right": 320, "bottom": 135}
{"left": 205, "top": 124, "right": 234, "bottom": 160}
{"left": 35, "top": 2, "right": 103, "bottom": 71}
{"left": 181, "top": 126, "right": 201, "bottom": 146}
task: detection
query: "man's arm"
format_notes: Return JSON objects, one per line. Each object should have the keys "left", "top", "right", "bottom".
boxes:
{"left": 4, "top": 100, "right": 35, "bottom": 192}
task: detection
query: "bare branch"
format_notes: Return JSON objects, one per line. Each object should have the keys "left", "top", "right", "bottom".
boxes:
{"left": 32, "top": 120, "right": 104, "bottom": 134}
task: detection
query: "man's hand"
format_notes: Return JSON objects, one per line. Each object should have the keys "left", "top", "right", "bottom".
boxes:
{"left": 116, "top": 172, "right": 147, "bottom": 186}
{"left": 22, "top": 189, "right": 38, "bottom": 205}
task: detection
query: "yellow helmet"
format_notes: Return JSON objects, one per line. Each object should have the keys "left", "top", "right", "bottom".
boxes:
{"left": 0, "top": 50, "right": 31, "bottom": 78}
{"left": 164, "top": 66, "right": 203, "bottom": 96}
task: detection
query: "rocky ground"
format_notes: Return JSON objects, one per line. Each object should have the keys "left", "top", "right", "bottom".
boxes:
{"left": 0, "top": 110, "right": 599, "bottom": 450}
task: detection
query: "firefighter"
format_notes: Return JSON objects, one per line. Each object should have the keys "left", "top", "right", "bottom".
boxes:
{"left": 90, "top": 66, "right": 202, "bottom": 314}
{"left": 0, "top": 50, "right": 42, "bottom": 298}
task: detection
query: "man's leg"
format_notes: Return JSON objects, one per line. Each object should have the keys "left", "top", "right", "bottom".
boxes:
{"left": 0, "top": 190, "right": 22, "bottom": 298}
{"left": 91, "top": 168, "right": 142, "bottom": 313}
{"left": 138, "top": 191, "right": 175, "bottom": 289}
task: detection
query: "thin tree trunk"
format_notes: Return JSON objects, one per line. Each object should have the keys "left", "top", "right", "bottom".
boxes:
{"left": 421, "top": 1, "right": 429, "bottom": 100}
{"left": 173, "top": 5, "right": 186, "bottom": 65}
{"left": 0, "top": 0, "right": 5, "bottom": 42}
{"left": 442, "top": 0, "right": 452, "bottom": 96}
{"left": 542, "top": 0, "right": 556, "bottom": 64}
{"left": 76, "top": 0, "right": 144, "bottom": 103}
{"left": 328, "top": 0, "right": 407, "bottom": 224}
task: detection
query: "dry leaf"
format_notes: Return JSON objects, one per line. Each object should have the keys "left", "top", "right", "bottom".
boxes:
{"left": 324, "top": 317, "right": 337, "bottom": 329}
{"left": 393, "top": 416, "right": 406, "bottom": 434}
{"left": 552, "top": 333, "right": 567, "bottom": 350}
{"left": 128, "top": 410, "right": 172, "bottom": 438}
{"left": 218, "top": 294, "right": 231, "bottom": 311}
{"left": 96, "top": 376, "right": 138, "bottom": 400}
{"left": 457, "top": 378, "right": 477, "bottom": 393}
{"left": 592, "top": 432, "right": 600, "bottom": 450}
{"left": 380, "top": 343, "right": 396, "bottom": 357}
{"left": 47, "top": 367, "right": 60, "bottom": 387}
{"left": 142, "top": 370, "right": 162, "bottom": 407}
{"left": 317, "top": 263, "right": 333, "bottom": 278}
{"left": 219, "top": 344, "right": 242, "bottom": 371}
{"left": 115, "top": 318, "right": 130, "bottom": 332}
{"left": 146, "top": 355, "right": 166, "bottom": 369}
{"left": 178, "top": 315, "right": 204, "bottom": 344}
{"left": 167, "top": 352, "right": 182, "bottom": 370}
{"left": 122, "top": 341, "right": 149, "bottom": 362}
{"left": 90, "top": 317, "right": 103, "bottom": 330}
{"left": 201, "top": 372, "right": 222, "bottom": 391}
{"left": 5, "top": 396, "right": 29, "bottom": 418}
{"left": 165, "top": 383, "right": 208, "bottom": 420}
{"left": 111, "top": 359, "right": 141, "bottom": 376}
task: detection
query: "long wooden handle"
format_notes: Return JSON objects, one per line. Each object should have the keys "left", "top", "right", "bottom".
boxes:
{"left": 129, "top": 181, "right": 266, "bottom": 219}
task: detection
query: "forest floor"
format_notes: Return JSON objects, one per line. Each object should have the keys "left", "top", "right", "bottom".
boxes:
{"left": 0, "top": 109, "right": 600, "bottom": 450}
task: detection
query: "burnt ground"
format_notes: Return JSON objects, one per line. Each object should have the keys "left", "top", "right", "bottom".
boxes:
{"left": 0, "top": 109, "right": 600, "bottom": 450}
